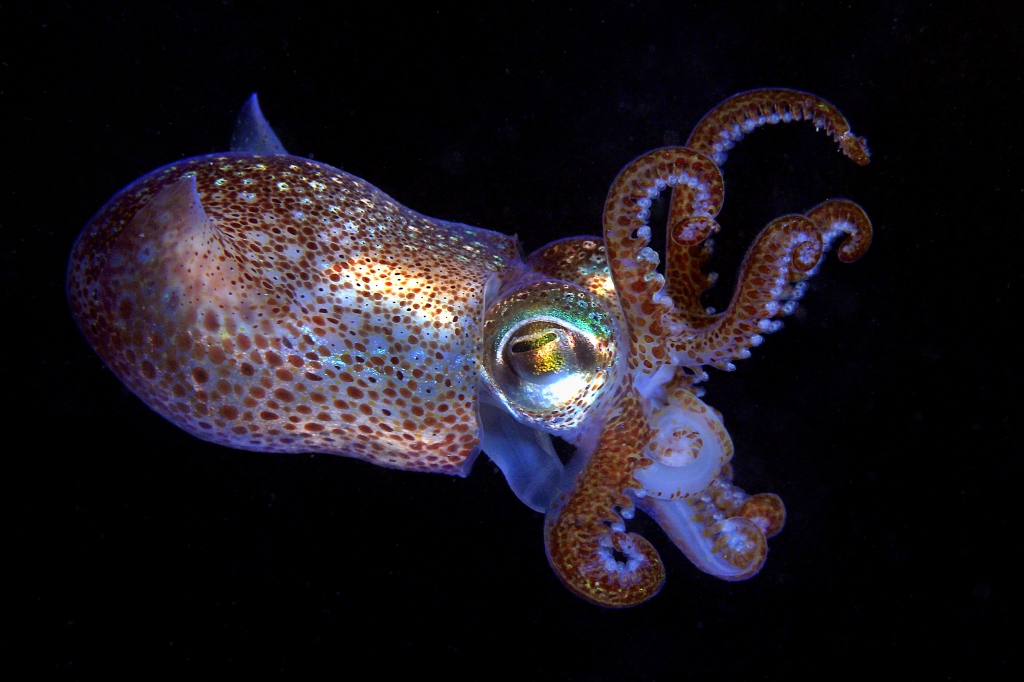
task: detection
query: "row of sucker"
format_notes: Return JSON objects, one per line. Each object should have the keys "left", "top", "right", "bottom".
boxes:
{"left": 670, "top": 200, "right": 872, "bottom": 371}
{"left": 685, "top": 88, "right": 871, "bottom": 166}
{"left": 664, "top": 169, "right": 724, "bottom": 329}
{"left": 805, "top": 199, "right": 873, "bottom": 263}
{"left": 671, "top": 214, "right": 824, "bottom": 371}
{"left": 541, "top": 91, "right": 872, "bottom": 605}
{"left": 635, "top": 466, "right": 784, "bottom": 581}
{"left": 601, "top": 147, "right": 725, "bottom": 374}
{"left": 665, "top": 90, "right": 872, "bottom": 351}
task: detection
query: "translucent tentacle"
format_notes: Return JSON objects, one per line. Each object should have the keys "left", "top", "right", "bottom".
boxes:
{"left": 633, "top": 383, "right": 734, "bottom": 500}
{"left": 632, "top": 387, "right": 785, "bottom": 579}
{"left": 686, "top": 88, "right": 871, "bottom": 167}
{"left": 735, "top": 492, "right": 787, "bottom": 539}
{"left": 635, "top": 491, "right": 769, "bottom": 581}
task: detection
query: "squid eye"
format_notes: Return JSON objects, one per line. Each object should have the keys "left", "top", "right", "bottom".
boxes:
{"left": 505, "top": 322, "right": 591, "bottom": 386}
{"left": 482, "top": 280, "right": 623, "bottom": 433}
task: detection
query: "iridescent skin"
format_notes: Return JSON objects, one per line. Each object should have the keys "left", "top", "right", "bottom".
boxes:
{"left": 68, "top": 89, "right": 871, "bottom": 607}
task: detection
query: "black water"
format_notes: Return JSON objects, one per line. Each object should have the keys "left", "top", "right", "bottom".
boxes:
{"left": 3, "top": 2, "right": 1019, "bottom": 678}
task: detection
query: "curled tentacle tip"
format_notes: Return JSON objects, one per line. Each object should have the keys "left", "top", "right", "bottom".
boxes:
{"left": 837, "top": 238, "right": 869, "bottom": 263}
{"left": 834, "top": 210, "right": 873, "bottom": 262}
{"left": 546, "top": 524, "right": 666, "bottom": 608}
{"left": 793, "top": 235, "right": 825, "bottom": 273}
{"left": 706, "top": 516, "right": 769, "bottom": 581}
{"left": 806, "top": 199, "right": 873, "bottom": 264}
{"left": 737, "top": 492, "right": 787, "bottom": 539}
{"left": 671, "top": 216, "right": 720, "bottom": 247}
{"left": 840, "top": 131, "right": 871, "bottom": 166}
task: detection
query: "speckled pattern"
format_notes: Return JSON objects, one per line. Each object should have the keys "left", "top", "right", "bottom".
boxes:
{"left": 524, "top": 237, "right": 621, "bottom": 312}
{"left": 68, "top": 154, "right": 520, "bottom": 474}
{"left": 642, "top": 383, "right": 734, "bottom": 500}
{"left": 544, "top": 381, "right": 665, "bottom": 607}
{"left": 68, "top": 89, "right": 872, "bottom": 609}
{"left": 539, "top": 89, "right": 873, "bottom": 606}
{"left": 602, "top": 147, "right": 725, "bottom": 375}
{"left": 686, "top": 88, "right": 871, "bottom": 167}
{"left": 669, "top": 202, "right": 872, "bottom": 371}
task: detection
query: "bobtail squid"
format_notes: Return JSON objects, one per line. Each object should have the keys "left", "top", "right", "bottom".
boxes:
{"left": 67, "top": 90, "right": 872, "bottom": 607}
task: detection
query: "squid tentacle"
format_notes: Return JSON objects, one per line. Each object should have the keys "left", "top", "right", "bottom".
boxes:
{"left": 629, "top": 379, "right": 782, "bottom": 579}
{"left": 774, "top": 199, "right": 873, "bottom": 304}
{"left": 671, "top": 214, "right": 825, "bottom": 371}
{"left": 671, "top": 197, "right": 872, "bottom": 371}
{"left": 665, "top": 184, "right": 723, "bottom": 328}
{"left": 691, "top": 466, "right": 787, "bottom": 539}
{"left": 805, "top": 198, "right": 873, "bottom": 264}
{"left": 602, "top": 147, "right": 724, "bottom": 374}
{"left": 635, "top": 473, "right": 776, "bottom": 581}
{"left": 636, "top": 497, "right": 768, "bottom": 581}
{"left": 543, "top": 383, "right": 665, "bottom": 607}
{"left": 686, "top": 88, "right": 871, "bottom": 167}
{"left": 666, "top": 90, "right": 869, "bottom": 330}
{"left": 735, "top": 492, "right": 787, "bottom": 539}
{"left": 542, "top": 148, "right": 729, "bottom": 607}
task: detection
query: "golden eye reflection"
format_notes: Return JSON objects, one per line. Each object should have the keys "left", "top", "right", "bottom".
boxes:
{"left": 509, "top": 331, "right": 559, "bottom": 354}
{"left": 506, "top": 325, "right": 575, "bottom": 384}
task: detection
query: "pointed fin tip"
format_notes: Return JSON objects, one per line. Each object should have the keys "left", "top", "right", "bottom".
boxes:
{"left": 230, "top": 93, "right": 288, "bottom": 154}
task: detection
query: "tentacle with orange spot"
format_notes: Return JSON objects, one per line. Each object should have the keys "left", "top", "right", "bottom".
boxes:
{"left": 635, "top": 476, "right": 776, "bottom": 581}
{"left": 805, "top": 199, "right": 873, "bottom": 264}
{"left": 665, "top": 89, "right": 870, "bottom": 332}
{"left": 602, "top": 147, "right": 725, "bottom": 376}
{"left": 671, "top": 214, "right": 825, "bottom": 370}
{"left": 541, "top": 125, "right": 871, "bottom": 603}
{"left": 543, "top": 383, "right": 664, "bottom": 607}
{"left": 542, "top": 148, "right": 727, "bottom": 606}
{"left": 669, "top": 201, "right": 871, "bottom": 371}
{"left": 686, "top": 88, "right": 871, "bottom": 167}
{"left": 663, "top": 161, "right": 724, "bottom": 329}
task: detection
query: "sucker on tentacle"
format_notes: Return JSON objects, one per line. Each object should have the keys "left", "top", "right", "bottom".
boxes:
{"left": 664, "top": 168, "right": 724, "bottom": 327}
{"left": 602, "top": 147, "right": 724, "bottom": 375}
{"left": 672, "top": 213, "right": 824, "bottom": 371}
{"left": 661, "top": 90, "right": 871, "bottom": 336}
{"left": 805, "top": 199, "right": 873, "bottom": 263}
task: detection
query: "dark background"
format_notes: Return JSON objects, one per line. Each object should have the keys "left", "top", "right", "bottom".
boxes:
{"left": 3, "top": 1, "right": 1020, "bottom": 677}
